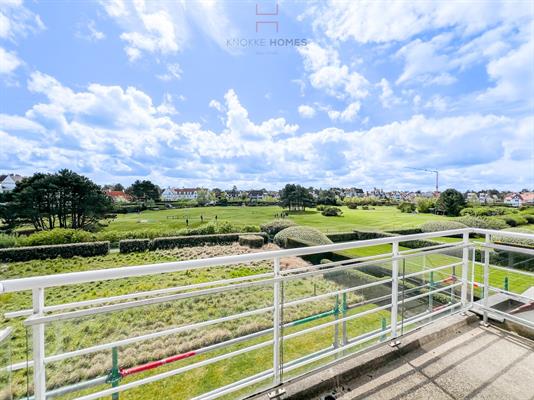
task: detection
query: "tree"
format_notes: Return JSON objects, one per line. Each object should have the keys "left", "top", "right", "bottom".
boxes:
{"left": 102, "top": 183, "right": 124, "bottom": 191}
{"left": 436, "top": 189, "right": 466, "bottom": 216}
{"left": 126, "top": 180, "right": 160, "bottom": 202}
{"left": 280, "top": 184, "right": 314, "bottom": 211}
{"left": 316, "top": 189, "right": 338, "bottom": 205}
{"left": 0, "top": 169, "right": 112, "bottom": 231}
{"left": 196, "top": 189, "right": 209, "bottom": 206}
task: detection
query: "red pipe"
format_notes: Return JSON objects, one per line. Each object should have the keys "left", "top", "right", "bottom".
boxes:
{"left": 120, "top": 351, "right": 196, "bottom": 377}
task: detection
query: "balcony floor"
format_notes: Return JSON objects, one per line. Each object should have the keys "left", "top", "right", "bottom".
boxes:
{"left": 336, "top": 323, "right": 534, "bottom": 400}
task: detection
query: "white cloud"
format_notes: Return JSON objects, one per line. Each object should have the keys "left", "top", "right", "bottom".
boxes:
{"left": 157, "top": 63, "right": 182, "bottom": 81}
{"left": 308, "top": 0, "right": 532, "bottom": 44}
{"left": 209, "top": 99, "right": 224, "bottom": 112}
{"left": 101, "top": 0, "right": 237, "bottom": 61}
{"left": 328, "top": 102, "right": 360, "bottom": 122}
{"left": 424, "top": 95, "right": 448, "bottom": 112}
{"left": 298, "top": 105, "right": 315, "bottom": 118}
{"left": 0, "top": 46, "right": 21, "bottom": 75}
{"left": 2, "top": 72, "right": 530, "bottom": 189}
{"left": 298, "top": 42, "right": 369, "bottom": 100}
{"left": 479, "top": 38, "right": 534, "bottom": 106}
{"left": 0, "top": 0, "right": 45, "bottom": 41}
{"left": 378, "top": 78, "right": 401, "bottom": 108}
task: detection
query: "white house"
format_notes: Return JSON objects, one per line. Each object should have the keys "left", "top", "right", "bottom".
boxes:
{"left": 0, "top": 174, "right": 23, "bottom": 193}
{"left": 161, "top": 187, "right": 206, "bottom": 201}
{"left": 504, "top": 193, "right": 523, "bottom": 207}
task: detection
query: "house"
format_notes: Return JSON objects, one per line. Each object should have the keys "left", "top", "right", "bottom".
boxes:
{"left": 519, "top": 192, "right": 534, "bottom": 205}
{"left": 161, "top": 187, "right": 205, "bottom": 201}
{"left": 466, "top": 192, "right": 479, "bottom": 203}
{"left": 478, "top": 192, "right": 498, "bottom": 204}
{"left": 504, "top": 193, "right": 523, "bottom": 207}
{"left": 0, "top": 174, "right": 23, "bottom": 193}
{"left": 248, "top": 190, "right": 265, "bottom": 201}
{"left": 104, "top": 190, "right": 132, "bottom": 203}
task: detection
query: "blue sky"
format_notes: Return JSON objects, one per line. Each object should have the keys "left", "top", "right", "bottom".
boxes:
{"left": 0, "top": 0, "right": 533, "bottom": 191}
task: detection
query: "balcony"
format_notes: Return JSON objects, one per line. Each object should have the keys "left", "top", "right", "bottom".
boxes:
{"left": 1, "top": 228, "right": 533, "bottom": 400}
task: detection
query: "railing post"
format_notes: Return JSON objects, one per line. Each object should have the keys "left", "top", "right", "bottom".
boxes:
{"left": 483, "top": 234, "right": 491, "bottom": 326}
{"left": 390, "top": 241, "right": 400, "bottom": 345}
{"left": 32, "top": 288, "right": 46, "bottom": 400}
{"left": 461, "top": 231, "right": 470, "bottom": 310}
{"left": 342, "top": 292, "right": 347, "bottom": 347}
{"left": 273, "top": 257, "right": 282, "bottom": 385}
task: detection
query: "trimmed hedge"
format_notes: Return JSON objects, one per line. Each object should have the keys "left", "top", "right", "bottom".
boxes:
{"left": 150, "top": 232, "right": 268, "bottom": 250}
{"left": 420, "top": 221, "right": 467, "bottom": 233}
{"left": 119, "top": 239, "right": 151, "bottom": 253}
{"left": 456, "top": 216, "right": 508, "bottom": 230}
{"left": 0, "top": 241, "right": 110, "bottom": 262}
{"left": 260, "top": 219, "right": 297, "bottom": 237}
{"left": 274, "top": 226, "right": 332, "bottom": 248}
{"left": 386, "top": 228, "right": 423, "bottom": 235}
{"left": 238, "top": 235, "right": 264, "bottom": 248}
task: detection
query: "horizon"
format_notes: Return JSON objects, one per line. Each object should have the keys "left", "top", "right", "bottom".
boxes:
{"left": 1, "top": 1, "right": 533, "bottom": 191}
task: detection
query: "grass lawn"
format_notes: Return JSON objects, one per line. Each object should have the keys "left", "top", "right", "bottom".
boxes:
{"left": 103, "top": 206, "right": 453, "bottom": 234}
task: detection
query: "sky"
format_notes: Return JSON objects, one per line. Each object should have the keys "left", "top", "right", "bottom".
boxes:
{"left": 0, "top": 0, "right": 533, "bottom": 192}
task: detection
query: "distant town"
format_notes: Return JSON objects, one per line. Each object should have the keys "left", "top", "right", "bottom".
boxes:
{"left": 1, "top": 173, "right": 533, "bottom": 208}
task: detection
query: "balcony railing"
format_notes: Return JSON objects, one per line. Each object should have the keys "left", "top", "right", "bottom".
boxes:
{"left": 0, "top": 228, "right": 532, "bottom": 400}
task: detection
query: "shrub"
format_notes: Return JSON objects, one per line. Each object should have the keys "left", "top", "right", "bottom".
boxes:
{"left": 362, "top": 205, "right": 369, "bottom": 210}
{"left": 346, "top": 203, "right": 358, "bottom": 209}
{"left": 493, "top": 230, "right": 534, "bottom": 249}
{"left": 260, "top": 219, "right": 297, "bottom": 237}
{"left": 150, "top": 233, "right": 268, "bottom": 250}
{"left": 0, "top": 233, "right": 18, "bottom": 249}
{"left": 19, "top": 228, "right": 95, "bottom": 246}
{"left": 460, "top": 206, "right": 517, "bottom": 217}
{"left": 274, "top": 226, "right": 332, "bottom": 248}
{"left": 496, "top": 214, "right": 528, "bottom": 227}
{"left": 420, "top": 221, "right": 467, "bottom": 233}
{"left": 416, "top": 197, "right": 436, "bottom": 213}
{"left": 456, "top": 216, "right": 508, "bottom": 230}
{"left": 316, "top": 205, "right": 326, "bottom": 211}
{"left": 0, "top": 241, "right": 109, "bottom": 262}
{"left": 321, "top": 206, "right": 343, "bottom": 216}
{"left": 119, "top": 239, "right": 151, "bottom": 253}
{"left": 242, "top": 225, "right": 261, "bottom": 233}
{"left": 397, "top": 202, "right": 416, "bottom": 213}
{"left": 238, "top": 235, "right": 264, "bottom": 248}
{"left": 522, "top": 214, "right": 534, "bottom": 224}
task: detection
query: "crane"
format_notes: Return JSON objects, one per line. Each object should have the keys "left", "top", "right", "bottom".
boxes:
{"left": 407, "top": 167, "right": 439, "bottom": 192}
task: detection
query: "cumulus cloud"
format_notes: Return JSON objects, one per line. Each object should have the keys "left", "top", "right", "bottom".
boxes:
{"left": 327, "top": 102, "right": 360, "bottom": 122}
{"left": 157, "top": 63, "right": 182, "bottom": 81}
{"left": 298, "top": 42, "right": 369, "bottom": 100}
{"left": 1, "top": 72, "right": 529, "bottom": 189}
{"left": 298, "top": 105, "right": 315, "bottom": 118}
{"left": 0, "top": 0, "right": 45, "bottom": 41}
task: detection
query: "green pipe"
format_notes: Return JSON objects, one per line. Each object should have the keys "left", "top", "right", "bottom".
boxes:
{"left": 429, "top": 271, "right": 434, "bottom": 312}
{"left": 110, "top": 347, "right": 120, "bottom": 400}
{"left": 380, "top": 317, "right": 387, "bottom": 342}
{"left": 291, "top": 309, "right": 336, "bottom": 326}
{"left": 504, "top": 277, "right": 509, "bottom": 292}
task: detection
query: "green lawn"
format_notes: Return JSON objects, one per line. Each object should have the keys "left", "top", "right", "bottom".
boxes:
{"left": 104, "top": 206, "right": 452, "bottom": 234}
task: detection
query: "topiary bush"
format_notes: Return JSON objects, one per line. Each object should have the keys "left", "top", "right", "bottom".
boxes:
{"left": 238, "top": 235, "right": 264, "bottom": 248}
{"left": 0, "top": 241, "right": 110, "bottom": 262}
{"left": 321, "top": 206, "right": 343, "bottom": 216}
{"left": 260, "top": 219, "right": 297, "bottom": 237}
{"left": 274, "top": 226, "right": 333, "bottom": 248}
{"left": 150, "top": 232, "right": 269, "bottom": 250}
{"left": 456, "top": 216, "right": 508, "bottom": 230}
{"left": 420, "top": 221, "right": 467, "bottom": 232}
{"left": 119, "top": 239, "right": 151, "bottom": 253}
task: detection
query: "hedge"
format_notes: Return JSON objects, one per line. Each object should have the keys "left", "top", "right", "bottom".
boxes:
{"left": 0, "top": 241, "right": 110, "bottom": 262}
{"left": 260, "top": 219, "right": 297, "bottom": 237}
{"left": 420, "top": 221, "right": 467, "bottom": 233}
{"left": 150, "top": 232, "right": 268, "bottom": 250}
{"left": 119, "top": 239, "right": 151, "bottom": 253}
{"left": 274, "top": 226, "right": 332, "bottom": 248}
{"left": 238, "top": 235, "right": 264, "bottom": 248}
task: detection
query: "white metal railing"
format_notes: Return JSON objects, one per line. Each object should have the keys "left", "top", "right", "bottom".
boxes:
{"left": 0, "top": 228, "right": 532, "bottom": 400}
